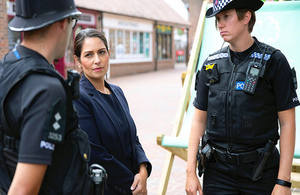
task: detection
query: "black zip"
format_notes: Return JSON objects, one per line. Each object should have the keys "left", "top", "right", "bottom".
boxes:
{"left": 227, "top": 58, "right": 238, "bottom": 151}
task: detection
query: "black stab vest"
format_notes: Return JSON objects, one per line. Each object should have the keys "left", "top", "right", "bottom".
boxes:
{"left": 0, "top": 55, "right": 92, "bottom": 194}
{"left": 203, "top": 42, "right": 279, "bottom": 148}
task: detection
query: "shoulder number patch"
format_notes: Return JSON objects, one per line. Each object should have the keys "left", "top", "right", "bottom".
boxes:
{"left": 44, "top": 98, "right": 66, "bottom": 144}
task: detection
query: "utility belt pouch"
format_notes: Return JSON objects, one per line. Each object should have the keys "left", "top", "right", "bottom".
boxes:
{"left": 197, "top": 134, "right": 214, "bottom": 177}
{"left": 250, "top": 140, "right": 275, "bottom": 181}
{"left": 196, "top": 146, "right": 204, "bottom": 177}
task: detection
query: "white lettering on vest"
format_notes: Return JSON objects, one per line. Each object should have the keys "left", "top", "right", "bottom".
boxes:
{"left": 40, "top": 140, "right": 55, "bottom": 151}
{"left": 293, "top": 97, "right": 299, "bottom": 102}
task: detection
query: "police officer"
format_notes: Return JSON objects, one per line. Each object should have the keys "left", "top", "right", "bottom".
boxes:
{"left": 185, "top": 0, "right": 299, "bottom": 194}
{"left": 0, "top": 0, "right": 92, "bottom": 194}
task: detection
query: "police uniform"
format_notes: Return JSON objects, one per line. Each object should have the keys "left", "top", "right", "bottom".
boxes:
{"left": 2, "top": 45, "right": 67, "bottom": 177}
{"left": 0, "top": 44, "right": 92, "bottom": 194}
{"left": 0, "top": 0, "right": 94, "bottom": 193}
{"left": 194, "top": 37, "right": 299, "bottom": 194}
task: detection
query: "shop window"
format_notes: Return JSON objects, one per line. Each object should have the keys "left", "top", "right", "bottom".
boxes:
{"left": 132, "top": 32, "right": 138, "bottom": 54}
{"left": 156, "top": 25, "right": 172, "bottom": 60}
{"left": 109, "top": 29, "right": 116, "bottom": 59}
{"left": 157, "top": 34, "right": 172, "bottom": 59}
{"left": 116, "top": 30, "right": 125, "bottom": 59}
{"left": 107, "top": 29, "right": 152, "bottom": 62}
{"left": 125, "top": 31, "right": 130, "bottom": 54}
{"left": 167, "top": 34, "right": 171, "bottom": 58}
{"left": 145, "top": 33, "right": 149, "bottom": 57}
{"left": 157, "top": 34, "right": 162, "bottom": 59}
{"left": 139, "top": 32, "right": 144, "bottom": 54}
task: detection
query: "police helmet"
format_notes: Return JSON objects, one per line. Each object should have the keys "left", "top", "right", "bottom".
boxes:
{"left": 8, "top": 0, "right": 81, "bottom": 32}
{"left": 206, "top": 0, "right": 264, "bottom": 18}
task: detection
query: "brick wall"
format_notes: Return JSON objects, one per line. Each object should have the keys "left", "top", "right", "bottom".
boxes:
{"left": 157, "top": 59, "right": 175, "bottom": 70}
{"left": 0, "top": 0, "right": 9, "bottom": 59}
{"left": 110, "top": 61, "right": 155, "bottom": 77}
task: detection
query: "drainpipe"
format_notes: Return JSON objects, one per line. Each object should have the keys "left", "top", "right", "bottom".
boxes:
{"left": 186, "top": 28, "right": 189, "bottom": 67}
{"left": 154, "top": 21, "right": 158, "bottom": 71}
{"left": 100, "top": 11, "right": 103, "bottom": 33}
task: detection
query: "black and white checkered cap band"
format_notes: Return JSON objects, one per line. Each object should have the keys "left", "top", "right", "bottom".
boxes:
{"left": 213, "top": 0, "right": 234, "bottom": 12}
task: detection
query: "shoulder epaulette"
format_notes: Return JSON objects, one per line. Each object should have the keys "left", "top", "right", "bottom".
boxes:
{"left": 206, "top": 46, "right": 229, "bottom": 62}
{"left": 250, "top": 52, "right": 271, "bottom": 61}
{"left": 207, "top": 53, "right": 229, "bottom": 61}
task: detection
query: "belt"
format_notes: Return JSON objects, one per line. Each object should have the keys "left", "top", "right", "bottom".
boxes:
{"left": 213, "top": 147, "right": 260, "bottom": 165}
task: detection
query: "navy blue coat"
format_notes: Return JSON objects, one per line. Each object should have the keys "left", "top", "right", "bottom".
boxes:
{"left": 73, "top": 74, "right": 152, "bottom": 195}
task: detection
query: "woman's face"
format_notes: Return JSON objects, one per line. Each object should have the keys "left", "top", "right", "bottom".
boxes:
{"left": 76, "top": 37, "right": 110, "bottom": 82}
{"left": 216, "top": 9, "right": 247, "bottom": 43}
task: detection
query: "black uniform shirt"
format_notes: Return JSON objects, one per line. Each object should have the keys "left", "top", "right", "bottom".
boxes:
{"left": 194, "top": 42, "right": 299, "bottom": 112}
{"left": 3, "top": 45, "right": 66, "bottom": 176}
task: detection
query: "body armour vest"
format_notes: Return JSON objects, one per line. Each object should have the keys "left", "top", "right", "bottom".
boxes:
{"left": 0, "top": 55, "right": 92, "bottom": 194}
{"left": 203, "top": 42, "right": 279, "bottom": 148}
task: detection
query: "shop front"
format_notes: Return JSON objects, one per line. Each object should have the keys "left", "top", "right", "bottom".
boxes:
{"left": 4, "top": 0, "right": 189, "bottom": 78}
{"left": 155, "top": 24, "right": 174, "bottom": 70}
{"left": 102, "top": 13, "right": 154, "bottom": 77}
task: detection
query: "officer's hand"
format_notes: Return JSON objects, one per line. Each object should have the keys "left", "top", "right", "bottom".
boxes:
{"left": 185, "top": 173, "right": 203, "bottom": 195}
{"left": 271, "top": 184, "right": 291, "bottom": 195}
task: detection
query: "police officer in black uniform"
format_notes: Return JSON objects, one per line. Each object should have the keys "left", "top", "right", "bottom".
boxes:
{"left": 185, "top": 0, "right": 299, "bottom": 194}
{"left": 0, "top": 0, "right": 93, "bottom": 194}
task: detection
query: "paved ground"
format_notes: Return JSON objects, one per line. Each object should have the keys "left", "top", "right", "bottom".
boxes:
{"left": 109, "top": 63, "right": 187, "bottom": 195}
{"left": 108, "top": 62, "right": 300, "bottom": 195}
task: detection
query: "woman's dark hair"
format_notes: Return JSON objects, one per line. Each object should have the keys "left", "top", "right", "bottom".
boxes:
{"left": 74, "top": 28, "right": 109, "bottom": 58}
{"left": 215, "top": 8, "right": 256, "bottom": 33}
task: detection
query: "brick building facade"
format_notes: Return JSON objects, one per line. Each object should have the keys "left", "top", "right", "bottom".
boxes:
{"left": 1, "top": 0, "right": 190, "bottom": 78}
{"left": 0, "top": 0, "right": 8, "bottom": 59}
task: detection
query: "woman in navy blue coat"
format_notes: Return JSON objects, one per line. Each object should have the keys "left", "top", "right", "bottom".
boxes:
{"left": 73, "top": 28, "right": 152, "bottom": 195}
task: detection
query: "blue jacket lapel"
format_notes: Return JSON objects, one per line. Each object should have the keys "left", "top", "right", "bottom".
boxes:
{"left": 111, "top": 86, "right": 137, "bottom": 159}
{"left": 80, "top": 74, "right": 126, "bottom": 157}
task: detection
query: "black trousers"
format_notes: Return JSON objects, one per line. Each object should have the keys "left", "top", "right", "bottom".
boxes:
{"left": 203, "top": 148, "right": 279, "bottom": 195}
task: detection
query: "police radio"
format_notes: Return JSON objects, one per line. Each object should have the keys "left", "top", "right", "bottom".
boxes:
{"left": 243, "top": 62, "right": 262, "bottom": 94}
{"left": 65, "top": 69, "right": 80, "bottom": 100}
{"left": 243, "top": 47, "right": 267, "bottom": 94}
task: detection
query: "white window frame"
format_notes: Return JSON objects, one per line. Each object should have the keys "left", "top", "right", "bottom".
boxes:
{"left": 107, "top": 29, "right": 152, "bottom": 63}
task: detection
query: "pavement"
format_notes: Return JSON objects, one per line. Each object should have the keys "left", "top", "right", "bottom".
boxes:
{"left": 109, "top": 62, "right": 187, "bottom": 195}
{"left": 108, "top": 62, "right": 300, "bottom": 195}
